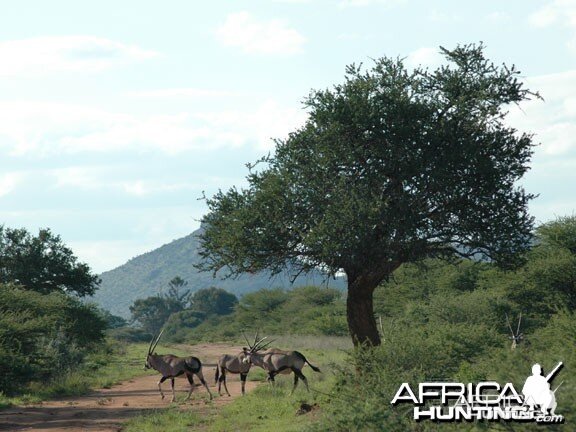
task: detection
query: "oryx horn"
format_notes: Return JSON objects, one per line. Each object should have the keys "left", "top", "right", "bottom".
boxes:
{"left": 149, "top": 328, "right": 165, "bottom": 355}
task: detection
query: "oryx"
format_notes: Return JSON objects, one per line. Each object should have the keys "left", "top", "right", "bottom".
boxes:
{"left": 241, "top": 335, "right": 321, "bottom": 394}
{"left": 505, "top": 312, "right": 524, "bottom": 350}
{"left": 215, "top": 351, "right": 250, "bottom": 396}
{"left": 144, "top": 329, "right": 213, "bottom": 402}
{"left": 214, "top": 332, "right": 271, "bottom": 396}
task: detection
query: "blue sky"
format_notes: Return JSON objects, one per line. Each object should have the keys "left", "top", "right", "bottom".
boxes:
{"left": 1, "top": 0, "right": 575, "bottom": 273}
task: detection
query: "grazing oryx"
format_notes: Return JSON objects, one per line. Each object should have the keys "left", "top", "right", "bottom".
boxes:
{"left": 144, "top": 329, "right": 213, "bottom": 401}
{"left": 241, "top": 335, "right": 321, "bottom": 394}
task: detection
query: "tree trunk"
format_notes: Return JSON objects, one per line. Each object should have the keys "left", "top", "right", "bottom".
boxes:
{"left": 346, "top": 283, "right": 380, "bottom": 346}
{"left": 346, "top": 263, "right": 401, "bottom": 346}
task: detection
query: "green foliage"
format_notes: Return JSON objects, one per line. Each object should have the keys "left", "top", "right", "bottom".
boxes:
{"left": 162, "top": 309, "right": 207, "bottom": 343}
{"left": 0, "top": 225, "right": 100, "bottom": 296}
{"left": 130, "top": 295, "right": 185, "bottom": 335}
{"left": 198, "top": 43, "right": 537, "bottom": 345}
{"left": 98, "top": 308, "right": 128, "bottom": 329}
{"left": 316, "top": 218, "right": 576, "bottom": 430}
{"left": 236, "top": 288, "right": 289, "bottom": 327}
{"left": 314, "top": 311, "right": 575, "bottom": 432}
{"left": 536, "top": 215, "right": 576, "bottom": 253}
{"left": 190, "top": 286, "right": 238, "bottom": 315}
{"left": 0, "top": 283, "right": 106, "bottom": 394}
{"left": 160, "top": 286, "right": 346, "bottom": 343}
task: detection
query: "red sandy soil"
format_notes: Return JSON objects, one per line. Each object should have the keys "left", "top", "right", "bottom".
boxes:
{"left": 0, "top": 343, "right": 257, "bottom": 431}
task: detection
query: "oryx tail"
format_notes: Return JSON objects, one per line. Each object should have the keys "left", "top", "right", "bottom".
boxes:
{"left": 295, "top": 351, "right": 321, "bottom": 372}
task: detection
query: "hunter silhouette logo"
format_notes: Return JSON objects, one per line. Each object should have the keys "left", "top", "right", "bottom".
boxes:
{"left": 522, "top": 362, "right": 563, "bottom": 416}
{"left": 391, "top": 361, "right": 565, "bottom": 424}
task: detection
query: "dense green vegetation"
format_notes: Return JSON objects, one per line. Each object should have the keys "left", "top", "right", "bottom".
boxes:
{"left": 313, "top": 216, "right": 575, "bottom": 430}
{"left": 158, "top": 285, "right": 346, "bottom": 344}
{"left": 0, "top": 225, "right": 109, "bottom": 400}
{"left": 0, "top": 226, "right": 100, "bottom": 296}
{"left": 0, "top": 283, "right": 106, "bottom": 394}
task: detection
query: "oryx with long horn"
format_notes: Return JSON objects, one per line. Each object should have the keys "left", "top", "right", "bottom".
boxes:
{"left": 144, "top": 329, "right": 213, "bottom": 401}
{"left": 241, "top": 334, "right": 321, "bottom": 394}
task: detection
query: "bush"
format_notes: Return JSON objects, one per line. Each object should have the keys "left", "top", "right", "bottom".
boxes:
{"left": 0, "top": 283, "right": 106, "bottom": 394}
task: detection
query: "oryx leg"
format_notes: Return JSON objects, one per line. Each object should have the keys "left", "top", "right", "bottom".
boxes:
{"left": 291, "top": 368, "right": 309, "bottom": 393}
{"left": 185, "top": 373, "right": 195, "bottom": 400}
{"left": 240, "top": 373, "right": 247, "bottom": 395}
{"left": 194, "top": 370, "right": 213, "bottom": 400}
{"left": 219, "top": 369, "right": 231, "bottom": 397}
{"left": 217, "top": 369, "right": 223, "bottom": 395}
{"left": 158, "top": 376, "right": 169, "bottom": 399}
{"left": 291, "top": 371, "right": 299, "bottom": 394}
{"left": 170, "top": 377, "right": 176, "bottom": 402}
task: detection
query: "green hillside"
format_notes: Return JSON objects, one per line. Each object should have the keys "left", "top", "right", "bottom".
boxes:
{"left": 92, "top": 227, "right": 345, "bottom": 317}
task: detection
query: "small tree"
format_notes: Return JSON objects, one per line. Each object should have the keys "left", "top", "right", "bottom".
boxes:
{"left": 130, "top": 296, "right": 183, "bottom": 335}
{"left": 190, "top": 287, "right": 238, "bottom": 316}
{"left": 0, "top": 226, "right": 100, "bottom": 297}
{"left": 129, "top": 277, "right": 191, "bottom": 334}
{"left": 166, "top": 276, "right": 191, "bottom": 306}
{"left": 198, "top": 44, "right": 537, "bottom": 346}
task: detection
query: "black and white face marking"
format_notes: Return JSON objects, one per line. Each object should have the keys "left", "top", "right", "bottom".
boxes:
{"left": 242, "top": 348, "right": 252, "bottom": 365}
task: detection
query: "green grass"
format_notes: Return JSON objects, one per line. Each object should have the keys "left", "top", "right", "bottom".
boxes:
{"left": 0, "top": 341, "right": 189, "bottom": 409}
{"left": 123, "top": 407, "right": 206, "bottom": 432}
{"left": 208, "top": 378, "right": 333, "bottom": 432}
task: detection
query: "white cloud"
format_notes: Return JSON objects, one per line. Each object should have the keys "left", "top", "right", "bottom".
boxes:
{"left": 52, "top": 166, "right": 105, "bottom": 190}
{"left": 529, "top": 0, "right": 576, "bottom": 53}
{"left": 69, "top": 239, "right": 156, "bottom": 273}
{"left": 486, "top": 11, "right": 509, "bottom": 23}
{"left": 215, "top": 12, "right": 306, "bottom": 55}
{"left": 0, "top": 99, "right": 307, "bottom": 157}
{"left": 194, "top": 99, "right": 308, "bottom": 151}
{"left": 129, "top": 88, "right": 236, "bottom": 99}
{"left": 122, "top": 180, "right": 200, "bottom": 197}
{"left": 0, "top": 36, "right": 158, "bottom": 76}
{"left": 0, "top": 172, "right": 24, "bottom": 197}
{"left": 507, "top": 70, "right": 576, "bottom": 156}
{"left": 428, "top": 10, "right": 462, "bottom": 22}
{"left": 339, "top": 0, "right": 404, "bottom": 7}
{"left": 405, "top": 47, "right": 446, "bottom": 70}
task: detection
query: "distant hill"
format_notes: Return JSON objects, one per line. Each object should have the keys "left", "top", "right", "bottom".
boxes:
{"left": 91, "top": 227, "right": 346, "bottom": 318}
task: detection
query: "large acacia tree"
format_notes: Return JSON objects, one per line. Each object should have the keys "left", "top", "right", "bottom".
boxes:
{"left": 198, "top": 44, "right": 537, "bottom": 346}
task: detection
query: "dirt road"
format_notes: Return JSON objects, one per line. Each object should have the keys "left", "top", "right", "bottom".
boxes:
{"left": 0, "top": 343, "right": 257, "bottom": 431}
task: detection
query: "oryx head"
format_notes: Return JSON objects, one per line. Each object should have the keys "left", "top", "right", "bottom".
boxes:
{"left": 144, "top": 329, "right": 164, "bottom": 369}
{"left": 505, "top": 312, "right": 524, "bottom": 349}
{"left": 241, "top": 330, "right": 273, "bottom": 364}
